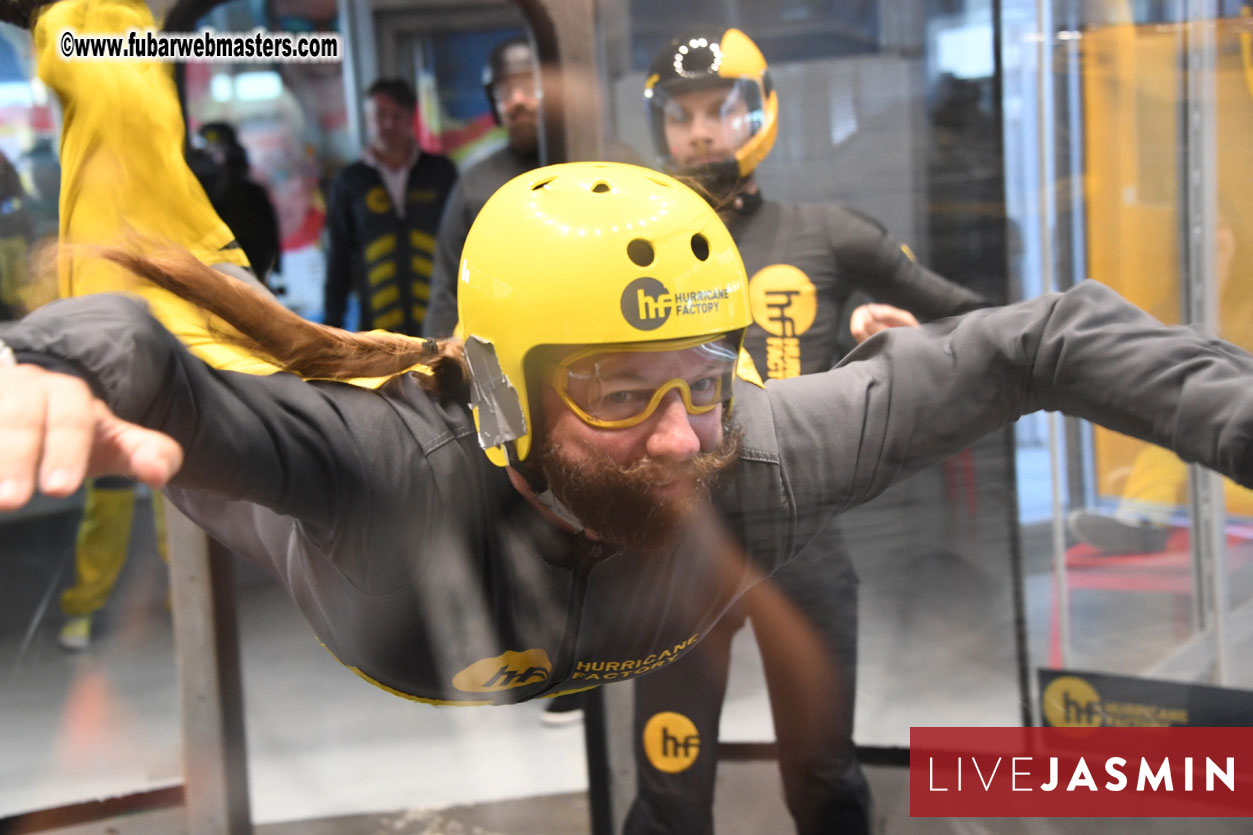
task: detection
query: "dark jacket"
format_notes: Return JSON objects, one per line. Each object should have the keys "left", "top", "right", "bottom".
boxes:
{"left": 424, "top": 145, "right": 538, "bottom": 338}
{"left": 324, "top": 154, "right": 457, "bottom": 335}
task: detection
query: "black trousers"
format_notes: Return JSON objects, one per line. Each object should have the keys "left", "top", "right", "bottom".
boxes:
{"left": 624, "top": 529, "right": 870, "bottom": 834}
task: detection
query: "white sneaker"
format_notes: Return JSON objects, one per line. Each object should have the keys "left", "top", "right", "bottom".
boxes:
{"left": 59, "top": 615, "right": 92, "bottom": 651}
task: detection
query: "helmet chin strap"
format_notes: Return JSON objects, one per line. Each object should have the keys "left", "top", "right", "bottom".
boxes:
{"left": 673, "top": 160, "right": 749, "bottom": 211}
{"left": 505, "top": 442, "right": 587, "bottom": 535}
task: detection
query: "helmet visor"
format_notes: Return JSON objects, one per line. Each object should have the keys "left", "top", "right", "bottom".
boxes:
{"left": 647, "top": 77, "right": 766, "bottom": 171}
{"left": 547, "top": 336, "right": 738, "bottom": 429}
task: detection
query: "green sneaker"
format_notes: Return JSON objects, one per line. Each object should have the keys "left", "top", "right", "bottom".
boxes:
{"left": 59, "top": 615, "right": 92, "bottom": 651}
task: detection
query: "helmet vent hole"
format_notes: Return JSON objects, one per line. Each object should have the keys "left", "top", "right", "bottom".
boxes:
{"left": 690, "top": 233, "right": 710, "bottom": 261}
{"left": 531, "top": 177, "right": 555, "bottom": 191}
{"left": 627, "top": 239, "right": 655, "bottom": 267}
{"left": 591, "top": 181, "right": 611, "bottom": 193}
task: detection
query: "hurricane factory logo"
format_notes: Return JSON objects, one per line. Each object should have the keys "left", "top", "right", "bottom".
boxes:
{"left": 622, "top": 277, "right": 673, "bottom": 330}
{"left": 1042, "top": 675, "right": 1103, "bottom": 727}
{"left": 642, "top": 711, "right": 701, "bottom": 773}
{"left": 748, "top": 265, "right": 816, "bottom": 379}
{"left": 621, "top": 277, "right": 729, "bottom": 331}
{"left": 451, "top": 649, "right": 552, "bottom": 693}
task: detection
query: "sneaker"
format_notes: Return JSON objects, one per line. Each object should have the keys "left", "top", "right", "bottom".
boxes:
{"left": 541, "top": 692, "right": 585, "bottom": 727}
{"left": 1067, "top": 510, "right": 1170, "bottom": 555}
{"left": 59, "top": 615, "right": 92, "bottom": 651}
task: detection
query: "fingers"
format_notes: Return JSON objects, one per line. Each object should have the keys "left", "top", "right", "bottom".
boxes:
{"left": 0, "top": 366, "right": 47, "bottom": 509}
{"left": 38, "top": 373, "right": 98, "bottom": 496}
{"left": 849, "top": 304, "right": 875, "bottom": 344}
{"left": 0, "top": 365, "right": 183, "bottom": 513}
{"left": 0, "top": 365, "right": 96, "bottom": 510}
{"left": 850, "top": 304, "right": 921, "bottom": 344}
{"left": 90, "top": 402, "right": 183, "bottom": 487}
{"left": 878, "top": 305, "right": 920, "bottom": 329}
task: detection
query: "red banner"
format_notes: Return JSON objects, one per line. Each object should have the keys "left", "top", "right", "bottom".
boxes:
{"left": 910, "top": 727, "right": 1253, "bottom": 817}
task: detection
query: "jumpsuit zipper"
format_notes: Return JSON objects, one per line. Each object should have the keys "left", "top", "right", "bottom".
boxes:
{"left": 542, "top": 543, "right": 609, "bottom": 693}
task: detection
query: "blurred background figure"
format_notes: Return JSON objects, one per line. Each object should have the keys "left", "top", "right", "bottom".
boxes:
{"left": 0, "top": 150, "right": 30, "bottom": 321}
{"left": 424, "top": 35, "right": 540, "bottom": 340}
{"left": 194, "top": 121, "right": 284, "bottom": 287}
{"left": 21, "top": 137, "right": 58, "bottom": 243}
{"left": 323, "top": 78, "right": 456, "bottom": 334}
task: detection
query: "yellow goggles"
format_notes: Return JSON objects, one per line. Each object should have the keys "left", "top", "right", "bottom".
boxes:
{"left": 547, "top": 336, "right": 738, "bottom": 429}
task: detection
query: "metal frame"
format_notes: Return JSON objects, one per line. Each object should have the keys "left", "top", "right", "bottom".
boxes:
{"left": 164, "top": 499, "right": 253, "bottom": 834}
{"left": 1179, "top": 0, "right": 1230, "bottom": 683}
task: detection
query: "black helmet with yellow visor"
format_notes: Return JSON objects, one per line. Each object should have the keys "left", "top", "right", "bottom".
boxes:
{"left": 644, "top": 28, "right": 778, "bottom": 193}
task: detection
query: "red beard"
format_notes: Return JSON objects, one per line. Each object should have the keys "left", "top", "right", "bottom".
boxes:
{"left": 537, "top": 428, "right": 741, "bottom": 552}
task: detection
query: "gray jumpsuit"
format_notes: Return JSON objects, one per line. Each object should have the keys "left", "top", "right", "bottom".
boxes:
{"left": 3, "top": 283, "right": 1250, "bottom": 715}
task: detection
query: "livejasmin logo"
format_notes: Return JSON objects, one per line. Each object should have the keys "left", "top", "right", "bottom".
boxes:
{"left": 909, "top": 727, "right": 1253, "bottom": 817}
{"left": 927, "top": 754, "right": 1235, "bottom": 793}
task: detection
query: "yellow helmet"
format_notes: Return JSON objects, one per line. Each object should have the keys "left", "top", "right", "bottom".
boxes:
{"left": 643, "top": 28, "right": 778, "bottom": 183}
{"left": 458, "top": 161, "right": 753, "bottom": 466}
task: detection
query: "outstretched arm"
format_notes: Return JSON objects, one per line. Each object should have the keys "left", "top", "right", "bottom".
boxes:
{"left": 0, "top": 295, "right": 411, "bottom": 527}
{"left": 771, "top": 280, "right": 1253, "bottom": 515}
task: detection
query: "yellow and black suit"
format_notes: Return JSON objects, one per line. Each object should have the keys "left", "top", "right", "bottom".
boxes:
{"left": 324, "top": 157, "right": 457, "bottom": 336}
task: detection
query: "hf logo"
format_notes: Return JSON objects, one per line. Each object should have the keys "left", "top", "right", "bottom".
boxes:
{"left": 642, "top": 711, "right": 701, "bottom": 773}
{"left": 620, "top": 277, "right": 729, "bottom": 331}
{"left": 1041, "top": 675, "right": 1103, "bottom": 727}
{"left": 451, "top": 649, "right": 552, "bottom": 693}
{"left": 621, "top": 277, "right": 672, "bottom": 330}
{"left": 748, "top": 264, "right": 816, "bottom": 380}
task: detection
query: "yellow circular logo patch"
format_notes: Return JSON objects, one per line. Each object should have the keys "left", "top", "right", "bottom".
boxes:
{"left": 365, "top": 186, "right": 392, "bottom": 214}
{"left": 1042, "top": 676, "right": 1103, "bottom": 727}
{"left": 642, "top": 711, "right": 701, "bottom": 773}
{"left": 748, "top": 264, "right": 816, "bottom": 337}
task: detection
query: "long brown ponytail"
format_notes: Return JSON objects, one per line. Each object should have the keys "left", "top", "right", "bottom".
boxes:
{"left": 100, "top": 247, "right": 468, "bottom": 394}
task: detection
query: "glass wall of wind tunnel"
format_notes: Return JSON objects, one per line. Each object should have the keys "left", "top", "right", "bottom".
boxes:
{"left": 1023, "top": 0, "right": 1253, "bottom": 715}
{"left": 596, "top": 0, "right": 1024, "bottom": 752}
{"left": 177, "top": 0, "right": 585, "bottom": 828}
{"left": 0, "top": 17, "right": 184, "bottom": 827}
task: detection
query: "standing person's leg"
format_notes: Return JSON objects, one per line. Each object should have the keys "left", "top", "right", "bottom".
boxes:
{"left": 31, "top": 0, "right": 277, "bottom": 374}
{"left": 624, "top": 607, "right": 745, "bottom": 835}
{"left": 751, "top": 532, "right": 869, "bottom": 835}
{"left": 59, "top": 476, "right": 137, "bottom": 650}
{"left": 1068, "top": 444, "right": 1181, "bottom": 554}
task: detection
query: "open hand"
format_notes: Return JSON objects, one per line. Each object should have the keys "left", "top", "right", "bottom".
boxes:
{"left": 0, "top": 364, "right": 183, "bottom": 511}
{"left": 849, "top": 303, "right": 920, "bottom": 344}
